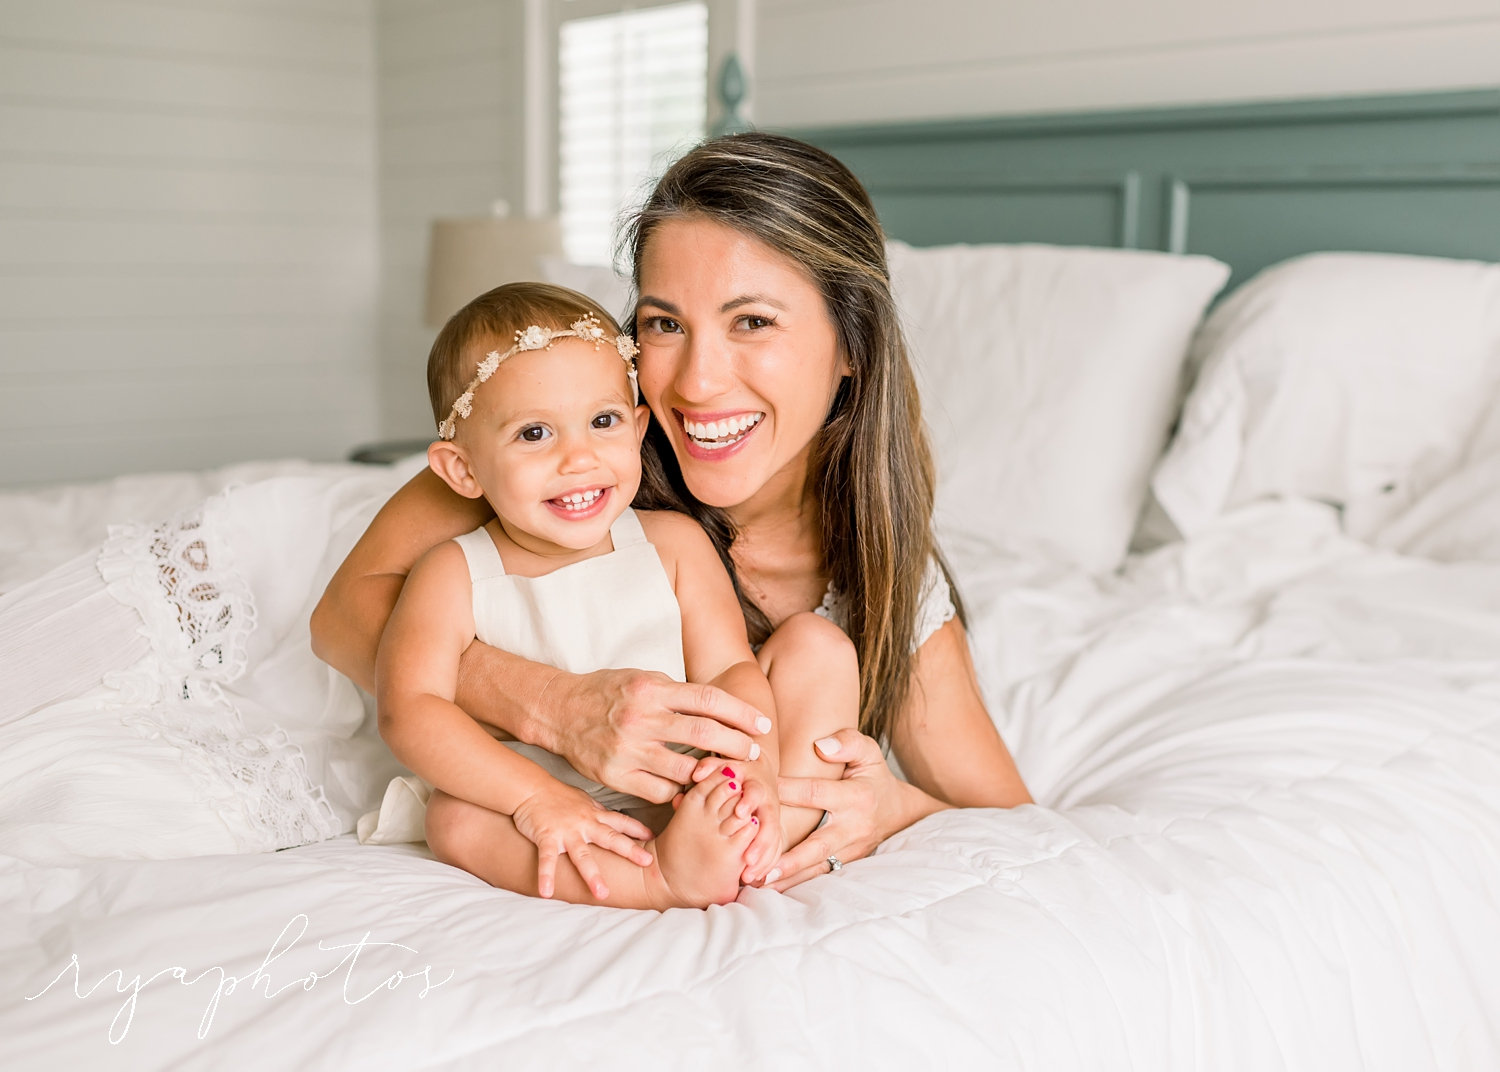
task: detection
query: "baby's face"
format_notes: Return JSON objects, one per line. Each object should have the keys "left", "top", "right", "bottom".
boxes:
{"left": 459, "top": 336, "right": 648, "bottom": 556}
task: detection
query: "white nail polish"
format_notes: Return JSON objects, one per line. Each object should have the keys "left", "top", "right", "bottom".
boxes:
{"left": 749, "top": 742, "right": 761, "bottom": 761}
{"left": 755, "top": 716, "right": 773, "bottom": 734}
{"left": 765, "top": 868, "right": 781, "bottom": 883}
{"left": 815, "top": 736, "right": 840, "bottom": 756}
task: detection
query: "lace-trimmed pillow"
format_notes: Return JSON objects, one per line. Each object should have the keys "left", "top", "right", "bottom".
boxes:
{"left": 0, "top": 466, "right": 412, "bottom": 862}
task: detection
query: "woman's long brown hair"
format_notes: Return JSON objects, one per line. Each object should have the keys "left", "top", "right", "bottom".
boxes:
{"left": 623, "top": 132, "right": 962, "bottom": 746}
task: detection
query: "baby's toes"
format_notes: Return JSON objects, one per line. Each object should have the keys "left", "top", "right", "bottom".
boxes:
{"left": 725, "top": 813, "right": 758, "bottom": 847}
{"left": 679, "top": 770, "right": 723, "bottom": 812}
{"left": 704, "top": 773, "right": 743, "bottom": 814}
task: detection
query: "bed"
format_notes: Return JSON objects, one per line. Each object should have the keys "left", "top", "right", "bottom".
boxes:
{"left": 3, "top": 91, "right": 1499, "bottom": 1070}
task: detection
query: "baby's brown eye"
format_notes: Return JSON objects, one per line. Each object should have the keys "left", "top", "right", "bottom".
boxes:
{"left": 518, "top": 426, "right": 549, "bottom": 443}
{"left": 592, "top": 413, "right": 621, "bottom": 429}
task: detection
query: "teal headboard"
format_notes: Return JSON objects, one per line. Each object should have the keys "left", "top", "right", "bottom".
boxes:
{"left": 788, "top": 90, "right": 1500, "bottom": 290}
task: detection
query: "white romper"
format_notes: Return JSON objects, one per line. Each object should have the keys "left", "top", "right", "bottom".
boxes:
{"left": 357, "top": 507, "right": 693, "bottom": 844}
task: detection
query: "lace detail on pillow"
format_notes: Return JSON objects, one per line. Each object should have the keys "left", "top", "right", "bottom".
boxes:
{"left": 97, "top": 496, "right": 340, "bottom": 852}
{"left": 813, "top": 557, "right": 956, "bottom": 652}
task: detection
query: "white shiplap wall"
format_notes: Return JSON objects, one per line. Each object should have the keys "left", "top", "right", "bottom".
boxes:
{"left": 0, "top": 0, "right": 383, "bottom": 487}
{"left": 375, "top": 0, "right": 525, "bottom": 440}
{"left": 755, "top": 0, "right": 1500, "bottom": 127}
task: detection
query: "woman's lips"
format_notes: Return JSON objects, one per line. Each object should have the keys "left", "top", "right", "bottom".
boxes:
{"left": 676, "top": 410, "right": 764, "bottom": 460}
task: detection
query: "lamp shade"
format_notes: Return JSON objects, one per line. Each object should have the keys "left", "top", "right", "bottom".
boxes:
{"left": 423, "top": 215, "right": 563, "bottom": 327}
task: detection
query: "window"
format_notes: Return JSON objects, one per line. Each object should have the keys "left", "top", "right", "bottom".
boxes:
{"left": 556, "top": 1, "right": 708, "bottom": 265}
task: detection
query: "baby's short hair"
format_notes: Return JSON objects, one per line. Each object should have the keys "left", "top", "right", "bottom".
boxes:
{"left": 426, "top": 281, "right": 626, "bottom": 428}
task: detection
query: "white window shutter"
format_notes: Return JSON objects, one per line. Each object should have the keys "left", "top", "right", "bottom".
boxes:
{"left": 558, "top": 2, "right": 708, "bottom": 266}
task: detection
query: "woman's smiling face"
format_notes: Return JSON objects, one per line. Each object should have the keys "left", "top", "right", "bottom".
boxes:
{"left": 635, "top": 216, "right": 850, "bottom": 515}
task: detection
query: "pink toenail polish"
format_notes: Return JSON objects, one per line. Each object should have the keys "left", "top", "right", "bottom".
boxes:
{"left": 729, "top": 781, "right": 737, "bottom": 790}
{"left": 722, "top": 767, "right": 735, "bottom": 778}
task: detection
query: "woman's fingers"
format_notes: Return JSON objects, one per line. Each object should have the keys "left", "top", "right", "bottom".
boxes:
{"left": 613, "top": 768, "right": 685, "bottom": 806}
{"left": 776, "top": 772, "right": 841, "bottom": 812}
{"left": 767, "top": 862, "right": 833, "bottom": 893}
{"left": 688, "top": 753, "right": 724, "bottom": 784}
{"left": 811, "top": 726, "right": 887, "bottom": 770}
{"left": 769, "top": 828, "right": 835, "bottom": 886}
{"left": 657, "top": 681, "right": 770, "bottom": 761}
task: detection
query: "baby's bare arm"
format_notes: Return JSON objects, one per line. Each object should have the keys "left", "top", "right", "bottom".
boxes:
{"left": 376, "top": 542, "right": 558, "bottom": 814}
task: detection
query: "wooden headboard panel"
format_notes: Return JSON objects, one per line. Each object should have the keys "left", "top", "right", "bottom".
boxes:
{"left": 788, "top": 90, "right": 1500, "bottom": 290}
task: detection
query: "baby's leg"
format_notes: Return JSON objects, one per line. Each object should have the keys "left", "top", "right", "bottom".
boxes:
{"left": 756, "top": 611, "right": 860, "bottom": 849}
{"left": 425, "top": 769, "right": 754, "bottom": 910}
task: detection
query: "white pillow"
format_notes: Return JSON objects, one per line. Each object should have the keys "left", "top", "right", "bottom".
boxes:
{"left": 1372, "top": 394, "right": 1500, "bottom": 561}
{"left": 888, "top": 240, "right": 1229, "bottom": 573}
{"left": 537, "top": 256, "right": 633, "bottom": 324}
{"left": 0, "top": 464, "right": 414, "bottom": 863}
{"left": 1151, "top": 252, "right": 1500, "bottom": 540}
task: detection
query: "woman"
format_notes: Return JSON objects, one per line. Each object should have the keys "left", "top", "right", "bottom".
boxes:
{"left": 311, "top": 132, "right": 1030, "bottom": 891}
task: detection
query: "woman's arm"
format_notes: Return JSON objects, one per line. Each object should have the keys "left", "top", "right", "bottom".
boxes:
{"left": 888, "top": 616, "right": 1031, "bottom": 809}
{"left": 310, "top": 468, "right": 768, "bottom": 801}
{"left": 769, "top": 616, "right": 1030, "bottom": 890}
{"left": 311, "top": 466, "right": 492, "bottom": 694}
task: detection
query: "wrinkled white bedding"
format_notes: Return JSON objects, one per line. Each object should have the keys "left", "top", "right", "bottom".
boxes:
{"left": 2, "top": 469, "right": 1499, "bottom": 1070}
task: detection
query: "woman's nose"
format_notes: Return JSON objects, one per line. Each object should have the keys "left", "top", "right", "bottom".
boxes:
{"left": 673, "top": 333, "right": 734, "bottom": 402}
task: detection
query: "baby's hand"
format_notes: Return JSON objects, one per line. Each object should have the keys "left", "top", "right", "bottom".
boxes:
{"left": 511, "top": 781, "right": 654, "bottom": 900}
{"left": 690, "top": 754, "right": 781, "bottom": 886}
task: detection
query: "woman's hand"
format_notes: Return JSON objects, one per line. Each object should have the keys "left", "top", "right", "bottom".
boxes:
{"left": 535, "top": 668, "right": 772, "bottom": 805}
{"left": 511, "top": 781, "right": 656, "bottom": 900}
{"left": 766, "top": 728, "right": 946, "bottom": 892}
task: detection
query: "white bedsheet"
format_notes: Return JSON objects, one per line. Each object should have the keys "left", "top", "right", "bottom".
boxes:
{"left": 3, "top": 485, "right": 1499, "bottom": 1070}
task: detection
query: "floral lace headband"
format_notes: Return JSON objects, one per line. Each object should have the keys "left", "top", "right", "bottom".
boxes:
{"left": 437, "top": 313, "right": 640, "bottom": 441}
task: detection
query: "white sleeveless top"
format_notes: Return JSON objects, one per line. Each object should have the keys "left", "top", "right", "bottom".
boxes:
{"left": 813, "top": 557, "right": 957, "bottom": 652}
{"left": 356, "top": 508, "right": 691, "bottom": 844}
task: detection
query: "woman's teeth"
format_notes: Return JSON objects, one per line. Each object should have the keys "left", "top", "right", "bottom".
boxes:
{"left": 555, "top": 489, "right": 603, "bottom": 511}
{"left": 683, "top": 413, "right": 763, "bottom": 448}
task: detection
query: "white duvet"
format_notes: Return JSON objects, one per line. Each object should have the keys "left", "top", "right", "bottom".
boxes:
{"left": 2, "top": 466, "right": 1499, "bottom": 1071}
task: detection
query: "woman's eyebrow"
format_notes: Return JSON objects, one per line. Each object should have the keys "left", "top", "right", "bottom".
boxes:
{"left": 636, "top": 295, "right": 680, "bottom": 314}
{"left": 721, "top": 293, "right": 785, "bottom": 313}
{"left": 636, "top": 294, "right": 786, "bottom": 315}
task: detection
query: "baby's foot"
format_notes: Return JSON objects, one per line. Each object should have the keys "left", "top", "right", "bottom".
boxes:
{"left": 647, "top": 768, "right": 756, "bottom": 909}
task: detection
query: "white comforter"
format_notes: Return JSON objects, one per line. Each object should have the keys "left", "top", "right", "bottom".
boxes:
{"left": 2, "top": 467, "right": 1498, "bottom": 1071}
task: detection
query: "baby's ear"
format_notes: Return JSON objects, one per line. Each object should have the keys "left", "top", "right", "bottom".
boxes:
{"left": 427, "top": 440, "right": 485, "bottom": 499}
{"left": 634, "top": 403, "right": 651, "bottom": 446}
